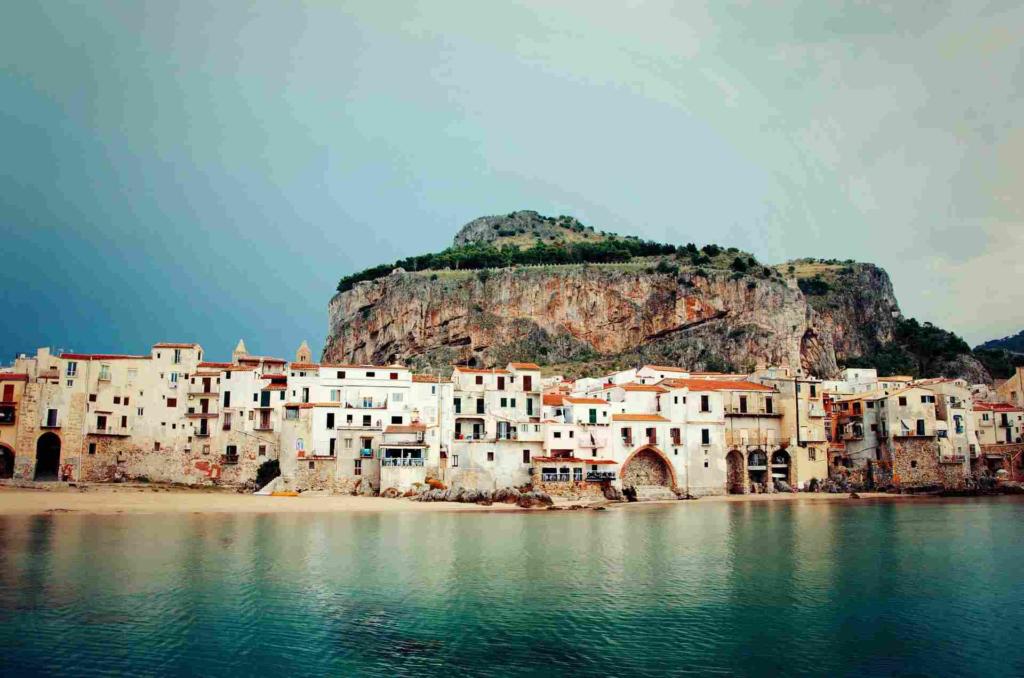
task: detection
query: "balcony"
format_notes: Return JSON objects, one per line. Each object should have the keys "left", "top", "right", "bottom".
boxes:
{"left": 586, "top": 471, "right": 616, "bottom": 482}
{"left": 188, "top": 384, "right": 220, "bottom": 396}
{"left": 88, "top": 424, "right": 130, "bottom": 436}
{"left": 381, "top": 458, "right": 424, "bottom": 467}
{"left": 725, "top": 433, "right": 782, "bottom": 448}
{"left": 346, "top": 401, "right": 386, "bottom": 410}
{"left": 220, "top": 454, "right": 239, "bottom": 466}
{"left": 40, "top": 417, "right": 62, "bottom": 429}
{"left": 359, "top": 448, "right": 374, "bottom": 458}
{"left": 194, "top": 429, "right": 212, "bottom": 437}
{"left": 542, "top": 473, "right": 571, "bottom": 482}
{"left": 724, "top": 406, "right": 781, "bottom": 417}
{"left": 186, "top": 409, "right": 219, "bottom": 418}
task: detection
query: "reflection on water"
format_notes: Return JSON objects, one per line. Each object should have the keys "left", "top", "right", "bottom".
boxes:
{"left": 2, "top": 498, "right": 1023, "bottom": 676}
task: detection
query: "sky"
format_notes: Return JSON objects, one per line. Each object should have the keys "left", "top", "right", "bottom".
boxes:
{"left": 2, "top": 1, "right": 1022, "bottom": 362}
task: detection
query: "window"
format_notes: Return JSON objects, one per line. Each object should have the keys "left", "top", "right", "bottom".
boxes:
{"left": 337, "top": 371, "right": 345, "bottom": 379}
{"left": 88, "top": 443, "right": 96, "bottom": 455}
{"left": 309, "top": 461, "right": 315, "bottom": 470}
{"left": 910, "top": 460, "right": 918, "bottom": 469}
{"left": 366, "top": 372, "right": 375, "bottom": 378}
{"left": 808, "top": 448, "right": 816, "bottom": 461}
{"left": 569, "top": 430, "right": 575, "bottom": 438}
{"left": 169, "top": 372, "right": 178, "bottom": 383}
{"left": 362, "top": 415, "right": 371, "bottom": 427}
{"left": 916, "top": 419, "right": 925, "bottom": 436}
{"left": 765, "top": 397, "right": 773, "bottom": 414}
{"left": 391, "top": 416, "right": 402, "bottom": 424}
{"left": 390, "top": 372, "right": 398, "bottom": 380}
{"left": 154, "top": 441, "right": 161, "bottom": 451}
{"left": 329, "top": 439, "right": 336, "bottom": 456}
{"left": 354, "top": 459, "right": 362, "bottom": 475}
{"left": 326, "top": 413, "right": 335, "bottom": 429}
{"left": 330, "top": 389, "right": 341, "bottom": 402}
{"left": 285, "top": 408, "right": 298, "bottom": 420}
{"left": 259, "top": 445, "right": 266, "bottom": 456}
{"left": 810, "top": 384, "right": 817, "bottom": 398}
{"left": 700, "top": 395, "right": 710, "bottom": 412}
{"left": 589, "top": 408, "right": 597, "bottom": 424}
{"left": 487, "top": 451, "right": 494, "bottom": 462}
{"left": 704, "top": 459, "right": 709, "bottom": 468}
{"left": 522, "top": 450, "right": 530, "bottom": 464}
{"left": 573, "top": 467, "right": 583, "bottom": 482}
{"left": 89, "top": 394, "right": 97, "bottom": 403}
{"left": 500, "top": 397, "right": 508, "bottom": 407}
{"left": 621, "top": 427, "right": 632, "bottom": 445}
{"left": 898, "top": 397, "right": 907, "bottom": 406}
{"left": 452, "top": 455, "right": 459, "bottom": 467}
{"left": 739, "top": 395, "right": 748, "bottom": 413}
{"left": 113, "top": 396, "right": 120, "bottom": 405}
{"left": 454, "top": 398, "right": 461, "bottom": 414}
{"left": 137, "top": 407, "right": 144, "bottom": 416}
{"left": 66, "top": 361, "right": 78, "bottom": 377}
{"left": 223, "top": 391, "right": 231, "bottom": 407}
{"left": 167, "top": 398, "right": 177, "bottom": 408}
{"left": 173, "top": 349, "right": 182, "bottom": 364}
{"left": 553, "top": 431, "right": 562, "bottom": 439}
{"left": 302, "top": 388, "right": 310, "bottom": 403}
{"left": 701, "top": 428, "right": 710, "bottom": 445}
{"left": 475, "top": 376, "right": 483, "bottom": 385}
{"left": 124, "top": 397, "right": 129, "bottom": 406}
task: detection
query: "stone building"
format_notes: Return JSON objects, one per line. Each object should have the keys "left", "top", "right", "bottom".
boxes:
{"left": 0, "top": 372, "right": 29, "bottom": 478}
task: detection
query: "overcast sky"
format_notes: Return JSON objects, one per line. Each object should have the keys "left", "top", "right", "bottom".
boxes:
{"left": 2, "top": 1, "right": 1021, "bottom": 361}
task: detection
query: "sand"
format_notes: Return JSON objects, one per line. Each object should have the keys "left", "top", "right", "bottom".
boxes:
{"left": 0, "top": 483, "right": 906, "bottom": 516}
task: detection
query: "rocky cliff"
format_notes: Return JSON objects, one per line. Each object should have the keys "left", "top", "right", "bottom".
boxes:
{"left": 324, "top": 212, "right": 985, "bottom": 380}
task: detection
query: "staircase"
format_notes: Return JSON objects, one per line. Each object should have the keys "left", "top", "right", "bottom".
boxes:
{"left": 632, "top": 485, "right": 678, "bottom": 502}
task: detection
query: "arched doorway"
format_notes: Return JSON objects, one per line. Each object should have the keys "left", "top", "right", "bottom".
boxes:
{"left": 0, "top": 445, "right": 13, "bottom": 479}
{"left": 621, "top": 446, "right": 676, "bottom": 489}
{"left": 726, "top": 449, "right": 745, "bottom": 494}
{"left": 35, "top": 433, "right": 61, "bottom": 481}
{"left": 747, "top": 450, "right": 767, "bottom": 488}
{"left": 771, "top": 449, "right": 792, "bottom": 486}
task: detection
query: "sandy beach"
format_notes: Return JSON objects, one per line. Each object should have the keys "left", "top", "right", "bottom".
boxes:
{"left": 0, "top": 483, "right": 909, "bottom": 516}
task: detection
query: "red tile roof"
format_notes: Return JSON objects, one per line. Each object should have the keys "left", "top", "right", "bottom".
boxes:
{"left": 198, "top": 362, "right": 233, "bottom": 369}
{"left": 284, "top": 403, "right": 314, "bottom": 409}
{"left": 289, "top": 362, "right": 320, "bottom": 370}
{"left": 261, "top": 373, "right": 288, "bottom": 380}
{"left": 508, "top": 362, "right": 541, "bottom": 370}
{"left": 974, "top": 401, "right": 1022, "bottom": 412}
{"left": 612, "top": 413, "right": 669, "bottom": 422}
{"left": 262, "top": 383, "right": 287, "bottom": 391}
{"left": 543, "top": 393, "right": 565, "bottom": 406}
{"left": 660, "top": 378, "right": 775, "bottom": 392}
{"left": 412, "top": 374, "right": 445, "bottom": 383}
{"left": 453, "top": 366, "right": 511, "bottom": 375}
{"left": 564, "top": 396, "right": 608, "bottom": 405}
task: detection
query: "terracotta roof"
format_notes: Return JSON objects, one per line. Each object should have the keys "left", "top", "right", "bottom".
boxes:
{"left": 508, "top": 362, "right": 541, "bottom": 370}
{"left": 261, "top": 373, "right": 288, "bottom": 380}
{"left": 284, "top": 403, "right": 314, "bottom": 409}
{"left": 880, "top": 375, "right": 914, "bottom": 382}
{"left": 612, "top": 413, "right": 669, "bottom": 422}
{"left": 659, "top": 378, "right": 775, "bottom": 393}
{"left": 564, "top": 396, "right": 608, "bottom": 405}
{"left": 622, "top": 383, "right": 668, "bottom": 393}
{"left": 974, "top": 401, "right": 1022, "bottom": 413}
{"left": 543, "top": 393, "right": 565, "bottom": 406}
{"left": 152, "top": 343, "right": 200, "bottom": 349}
{"left": 289, "top": 363, "right": 320, "bottom": 370}
{"left": 198, "top": 362, "right": 233, "bottom": 369}
{"left": 412, "top": 374, "right": 445, "bottom": 383}
{"left": 60, "top": 353, "right": 150, "bottom": 361}
{"left": 191, "top": 371, "right": 221, "bottom": 377}
{"left": 385, "top": 423, "right": 426, "bottom": 434}
{"left": 262, "top": 383, "right": 287, "bottom": 391}
{"left": 0, "top": 373, "right": 29, "bottom": 382}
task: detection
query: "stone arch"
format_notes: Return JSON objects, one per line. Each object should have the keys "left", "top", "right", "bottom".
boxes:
{"left": 771, "top": 449, "right": 792, "bottom": 486}
{"left": 35, "top": 432, "right": 61, "bottom": 481}
{"left": 726, "top": 449, "right": 746, "bottom": 494}
{"left": 0, "top": 444, "right": 13, "bottom": 479}
{"left": 620, "top": 445, "right": 677, "bottom": 489}
{"left": 747, "top": 449, "right": 768, "bottom": 488}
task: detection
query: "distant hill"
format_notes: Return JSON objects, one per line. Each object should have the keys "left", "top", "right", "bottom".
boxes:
{"left": 324, "top": 210, "right": 991, "bottom": 382}
{"left": 977, "top": 330, "right": 1024, "bottom": 354}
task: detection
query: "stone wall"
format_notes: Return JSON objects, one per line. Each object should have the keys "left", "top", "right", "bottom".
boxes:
{"left": 889, "top": 437, "right": 967, "bottom": 489}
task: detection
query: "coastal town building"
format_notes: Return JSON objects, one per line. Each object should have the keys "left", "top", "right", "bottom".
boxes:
{"left": 0, "top": 340, "right": 1007, "bottom": 496}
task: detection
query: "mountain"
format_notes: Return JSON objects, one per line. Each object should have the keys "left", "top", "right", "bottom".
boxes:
{"left": 977, "top": 330, "right": 1024, "bottom": 354}
{"left": 323, "top": 211, "right": 990, "bottom": 382}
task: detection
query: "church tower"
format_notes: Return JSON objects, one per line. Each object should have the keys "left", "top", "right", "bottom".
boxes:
{"left": 232, "top": 339, "right": 248, "bottom": 363}
{"left": 296, "top": 340, "right": 312, "bottom": 364}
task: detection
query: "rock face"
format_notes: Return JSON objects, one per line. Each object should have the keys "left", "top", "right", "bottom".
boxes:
{"left": 323, "top": 213, "right": 937, "bottom": 379}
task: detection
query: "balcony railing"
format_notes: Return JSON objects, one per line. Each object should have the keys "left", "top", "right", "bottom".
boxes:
{"left": 586, "top": 471, "right": 616, "bottom": 482}
{"left": 542, "top": 473, "right": 571, "bottom": 482}
{"left": 88, "top": 425, "right": 130, "bottom": 436}
{"left": 381, "top": 458, "right": 424, "bottom": 467}
{"left": 188, "top": 385, "right": 220, "bottom": 396}
{"left": 220, "top": 454, "right": 239, "bottom": 466}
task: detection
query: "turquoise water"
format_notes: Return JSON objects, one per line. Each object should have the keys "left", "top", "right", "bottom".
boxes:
{"left": 2, "top": 498, "right": 1023, "bottom": 677}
